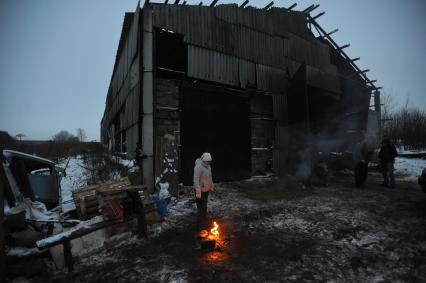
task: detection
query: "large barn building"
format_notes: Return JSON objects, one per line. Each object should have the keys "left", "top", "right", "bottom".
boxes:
{"left": 101, "top": 2, "right": 381, "bottom": 191}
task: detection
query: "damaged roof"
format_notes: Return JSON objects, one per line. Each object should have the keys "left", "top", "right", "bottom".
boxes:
{"left": 3, "top": 150, "right": 56, "bottom": 166}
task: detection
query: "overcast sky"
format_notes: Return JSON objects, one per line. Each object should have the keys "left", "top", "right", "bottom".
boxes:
{"left": 0, "top": 0, "right": 425, "bottom": 141}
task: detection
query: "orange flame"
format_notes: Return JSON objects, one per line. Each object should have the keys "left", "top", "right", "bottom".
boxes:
{"left": 210, "top": 221, "right": 219, "bottom": 238}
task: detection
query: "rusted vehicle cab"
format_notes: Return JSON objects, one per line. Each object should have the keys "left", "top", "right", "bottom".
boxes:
{"left": 2, "top": 150, "right": 64, "bottom": 208}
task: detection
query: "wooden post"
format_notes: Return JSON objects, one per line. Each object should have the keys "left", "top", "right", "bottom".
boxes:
{"left": 63, "top": 240, "right": 73, "bottom": 272}
{"left": 374, "top": 90, "right": 382, "bottom": 140}
{"left": 137, "top": 202, "right": 148, "bottom": 238}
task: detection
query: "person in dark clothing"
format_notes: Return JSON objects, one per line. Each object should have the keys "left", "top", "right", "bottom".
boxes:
{"left": 355, "top": 143, "right": 373, "bottom": 187}
{"left": 378, "top": 138, "right": 398, "bottom": 188}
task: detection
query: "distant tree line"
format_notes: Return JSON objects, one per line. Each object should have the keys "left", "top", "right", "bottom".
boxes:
{"left": 52, "top": 128, "right": 86, "bottom": 143}
{"left": 0, "top": 128, "right": 96, "bottom": 159}
{"left": 382, "top": 93, "right": 426, "bottom": 149}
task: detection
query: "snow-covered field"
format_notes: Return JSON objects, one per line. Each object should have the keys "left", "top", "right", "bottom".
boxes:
{"left": 395, "top": 157, "right": 426, "bottom": 182}
{"left": 58, "top": 156, "right": 87, "bottom": 213}
{"left": 397, "top": 147, "right": 426, "bottom": 155}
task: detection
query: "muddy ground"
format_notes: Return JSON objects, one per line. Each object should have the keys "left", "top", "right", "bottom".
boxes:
{"left": 40, "top": 171, "right": 426, "bottom": 282}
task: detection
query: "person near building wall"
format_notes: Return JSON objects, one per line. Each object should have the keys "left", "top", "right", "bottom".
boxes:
{"left": 193, "top": 152, "right": 214, "bottom": 230}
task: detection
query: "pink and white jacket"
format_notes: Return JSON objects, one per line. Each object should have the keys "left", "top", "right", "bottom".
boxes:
{"left": 193, "top": 158, "right": 214, "bottom": 195}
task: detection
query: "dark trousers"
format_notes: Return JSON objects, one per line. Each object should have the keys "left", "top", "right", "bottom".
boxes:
{"left": 196, "top": 192, "right": 209, "bottom": 230}
{"left": 382, "top": 163, "right": 395, "bottom": 187}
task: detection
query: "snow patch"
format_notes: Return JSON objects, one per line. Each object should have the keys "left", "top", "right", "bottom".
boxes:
{"left": 7, "top": 246, "right": 42, "bottom": 257}
{"left": 395, "top": 157, "right": 426, "bottom": 182}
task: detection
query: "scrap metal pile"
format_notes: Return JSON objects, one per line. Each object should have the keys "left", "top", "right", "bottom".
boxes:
{"left": 1, "top": 150, "right": 167, "bottom": 276}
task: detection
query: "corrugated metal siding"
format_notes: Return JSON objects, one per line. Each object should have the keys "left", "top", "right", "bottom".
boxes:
{"left": 152, "top": 4, "right": 319, "bottom": 69}
{"left": 149, "top": 4, "right": 339, "bottom": 95}
{"left": 306, "top": 65, "right": 342, "bottom": 95}
{"left": 188, "top": 45, "right": 239, "bottom": 86}
{"left": 272, "top": 94, "right": 288, "bottom": 175}
{"left": 101, "top": 6, "right": 141, "bottom": 149}
{"left": 256, "top": 64, "right": 288, "bottom": 93}
{"left": 273, "top": 94, "right": 287, "bottom": 122}
{"left": 239, "top": 59, "right": 256, "bottom": 89}
{"left": 126, "top": 124, "right": 139, "bottom": 158}
{"left": 215, "top": 4, "right": 238, "bottom": 24}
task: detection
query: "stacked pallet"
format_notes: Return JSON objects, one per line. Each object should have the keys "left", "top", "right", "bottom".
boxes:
{"left": 72, "top": 178, "right": 146, "bottom": 219}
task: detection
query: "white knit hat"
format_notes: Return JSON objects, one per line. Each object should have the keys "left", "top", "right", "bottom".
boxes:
{"left": 201, "top": 152, "right": 212, "bottom": 162}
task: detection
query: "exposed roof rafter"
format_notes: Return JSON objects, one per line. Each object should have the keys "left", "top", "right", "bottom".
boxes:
{"left": 240, "top": 0, "right": 249, "bottom": 8}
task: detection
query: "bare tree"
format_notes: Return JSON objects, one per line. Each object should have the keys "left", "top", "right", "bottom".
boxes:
{"left": 386, "top": 106, "right": 426, "bottom": 149}
{"left": 76, "top": 128, "right": 87, "bottom": 142}
{"left": 52, "top": 130, "right": 78, "bottom": 142}
{"left": 381, "top": 91, "right": 397, "bottom": 120}
{"left": 15, "top": 133, "right": 25, "bottom": 141}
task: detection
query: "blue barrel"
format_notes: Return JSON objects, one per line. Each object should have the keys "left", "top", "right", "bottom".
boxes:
{"left": 151, "top": 195, "right": 168, "bottom": 217}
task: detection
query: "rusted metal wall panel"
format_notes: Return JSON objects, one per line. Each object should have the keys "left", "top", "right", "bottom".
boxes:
{"left": 122, "top": 85, "right": 140, "bottom": 129}
{"left": 315, "top": 41, "right": 330, "bottom": 68}
{"left": 272, "top": 94, "right": 288, "bottom": 123}
{"left": 239, "top": 59, "right": 256, "bottom": 89}
{"left": 215, "top": 4, "right": 238, "bottom": 24}
{"left": 256, "top": 64, "right": 288, "bottom": 93}
{"left": 272, "top": 94, "right": 288, "bottom": 175}
{"left": 188, "top": 46, "right": 287, "bottom": 92}
{"left": 101, "top": 6, "right": 141, "bottom": 149}
{"left": 187, "top": 45, "right": 239, "bottom": 86}
{"left": 126, "top": 124, "right": 139, "bottom": 158}
{"left": 151, "top": 4, "right": 317, "bottom": 71}
{"left": 306, "top": 65, "right": 342, "bottom": 95}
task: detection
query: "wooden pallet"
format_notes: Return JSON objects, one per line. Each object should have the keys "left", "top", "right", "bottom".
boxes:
{"left": 72, "top": 178, "right": 146, "bottom": 219}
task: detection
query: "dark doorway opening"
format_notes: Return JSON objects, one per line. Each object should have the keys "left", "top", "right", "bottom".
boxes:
{"left": 287, "top": 64, "right": 310, "bottom": 173}
{"left": 180, "top": 84, "right": 251, "bottom": 185}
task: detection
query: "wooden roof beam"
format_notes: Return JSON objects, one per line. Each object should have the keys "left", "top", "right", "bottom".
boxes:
{"left": 240, "top": 0, "right": 249, "bottom": 8}
{"left": 311, "top": 11, "right": 325, "bottom": 21}
{"left": 287, "top": 3, "right": 297, "bottom": 11}
{"left": 323, "top": 28, "right": 338, "bottom": 37}
{"left": 337, "top": 44, "right": 350, "bottom": 51}
{"left": 174, "top": 0, "right": 180, "bottom": 4}
{"left": 308, "top": 15, "right": 379, "bottom": 90}
{"left": 164, "top": 0, "right": 169, "bottom": 4}
{"left": 263, "top": 1, "right": 274, "bottom": 10}
{"left": 303, "top": 4, "right": 319, "bottom": 14}
{"left": 210, "top": 0, "right": 219, "bottom": 7}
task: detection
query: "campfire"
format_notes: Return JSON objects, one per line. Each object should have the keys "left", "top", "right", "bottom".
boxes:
{"left": 199, "top": 221, "right": 220, "bottom": 249}
{"left": 208, "top": 221, "right": 219, "bottom": 239}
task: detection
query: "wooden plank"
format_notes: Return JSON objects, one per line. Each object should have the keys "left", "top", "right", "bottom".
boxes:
{"left": 37, "top": 219, "right": 126, "bottom": 250}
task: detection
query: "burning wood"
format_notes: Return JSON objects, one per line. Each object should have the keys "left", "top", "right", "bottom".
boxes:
{"left": 209, "top": 221, "right": 219, "bottom": 239}
{"left": 199, "top": 221, "right": 220, "bottom": 249}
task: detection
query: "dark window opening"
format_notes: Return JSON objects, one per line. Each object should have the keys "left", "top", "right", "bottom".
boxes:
{"left": 155, "top": 29, "right": 187, "bottom": 72}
